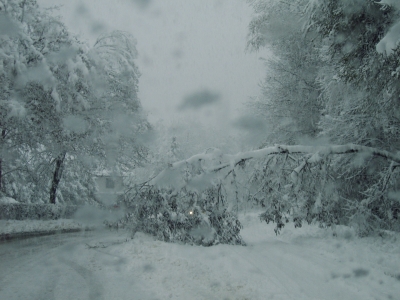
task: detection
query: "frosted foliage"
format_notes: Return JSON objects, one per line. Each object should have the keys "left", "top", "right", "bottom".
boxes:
{"left": 388, "top": 191, "right": 400, "bottom": 203}
{"left": 15, "top": 61, "right": 55, "bottom": 89}
{"left": 0, "top": 0, "right": 148, "bottom": 207}
{"left": 120, "top": 143, "right": 399, "bottom": 239}
{"left": 151, "top": 168, "right": 184, "bottom": 189}
{"left": 0, "top": 197, "right": 18, "bottom": 204}
{"left": 0, "top": 14, "right": 19, "bottom": 36}
{"left": 379, "top": 0, "right": 400, "bottom": 9}
{"left": 119, "top": 148, "right": 247, "bottom": 246}
{"left": 4, "top": 99, "right": 26, "bottom": 119}
{"left": 246, "top": 0, "right": 400, "bottom": 235}
{"left": 376, "top": 0, "right": 400, "bottom": 54}
{"left": 62, "top": 115, "right": 88, "bottom": 134}
{"left": 376, "top": 21, "right": 400, "bottom": 55}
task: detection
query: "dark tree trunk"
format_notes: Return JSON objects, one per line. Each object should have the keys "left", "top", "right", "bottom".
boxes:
{"left": 0, "top": 157, "right": 3, "bottom": 193}
{"left": 0, "top": 129, "right": 6, "bottom": 193}
{"left": 49, "top": 151, "right": 66, "bottom": 204}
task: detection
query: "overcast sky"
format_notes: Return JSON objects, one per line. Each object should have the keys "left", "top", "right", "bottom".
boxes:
{"left": 37, "top": 0, "right": 268, "bottom": 139}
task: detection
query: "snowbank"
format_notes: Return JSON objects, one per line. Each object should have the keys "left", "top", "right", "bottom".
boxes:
{"left": 0, "top": 219, "right": 87, "bottom": 240}
{"left": 89, "top": 211, "right": 400, "bottom": 300}
{"left": 0, "top": 203, "right": 79, "bottom": 220}
{"left": 0, "top": 197, "right": 19, "bottom": 204}
{"left": 0, "top": 205, "right": 123, "bottom": 240}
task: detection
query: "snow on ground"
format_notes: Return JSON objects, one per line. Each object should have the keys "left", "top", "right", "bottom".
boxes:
{"left": 0, "top": 219, "right": 85, "bottom": 237}
{"left": 0, "top": 197, "right": 19, "bottom": 204}
{"left": 1, "top": 211, "right": 399, "bottom": 300}
{"left": 104, "top": 211, "right": 400, "bottom": 299}
{"left": 0, "top": 205, "right": 121, "bottom": 239}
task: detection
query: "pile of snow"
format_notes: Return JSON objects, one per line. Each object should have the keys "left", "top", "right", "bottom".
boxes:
{"left": 0, "top": 219, "right": 85, "bottom": 237}
{"left": 0, "top": 197, "right": 18, "bottom": 204}
{"left": 0, "top": 205, "right": 123, "bottom": 238}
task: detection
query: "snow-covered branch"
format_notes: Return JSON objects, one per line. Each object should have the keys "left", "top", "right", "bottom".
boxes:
{"left": 148, "top": 143, "right": 400, "bottom": 190}
{"left": 160, "top": 144, "right": 400, "bottom": 175}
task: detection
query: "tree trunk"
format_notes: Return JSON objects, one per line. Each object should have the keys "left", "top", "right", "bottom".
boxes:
{"left": 49, "top": 151, "right": 66, "bottom": 204}
{"left": 0, "top": 157, "right": 3, "bottom": 193}
{"left": 0, "top": 129, "right": 6, "bottom": 193}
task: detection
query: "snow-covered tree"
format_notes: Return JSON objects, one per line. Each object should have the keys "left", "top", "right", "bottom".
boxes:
{"left": 118, "top": 143, "right": 400, "bottom": 239}
{"left": 0, "top": 0, "right": 149, "bottom": 205}
{"left": 305, "top": 0, "right": 400, "bottom": 233}
{"left": 88, "top": 30, "right": 151, "bottom": 175}
{"left": 247, "top": 0, "right": 322, "bottom": 144}
{"left": 245, "top": 0, "right": 400, "bottom": 235}
{"left": 304, "top": 0, "right": 400, "bottom": 149}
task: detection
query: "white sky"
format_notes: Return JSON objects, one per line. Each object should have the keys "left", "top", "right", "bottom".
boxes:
{"left": 37, "top": 0, "right": 268, "bottom": 138}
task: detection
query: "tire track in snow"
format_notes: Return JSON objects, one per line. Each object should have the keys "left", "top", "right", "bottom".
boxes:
{"left": 58, "top": 257, "right": 105, "bottom": 300}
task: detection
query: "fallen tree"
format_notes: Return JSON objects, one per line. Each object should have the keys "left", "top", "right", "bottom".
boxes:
{"left": 119, "top": 144, "right": 400, "bottom": 243}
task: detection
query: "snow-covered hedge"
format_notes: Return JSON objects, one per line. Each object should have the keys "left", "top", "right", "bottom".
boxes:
{"left": 0, "top": 204, "right": 79, "bottom": 220}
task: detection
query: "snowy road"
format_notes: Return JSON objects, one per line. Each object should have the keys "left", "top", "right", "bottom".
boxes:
{"left": 0, "top": 213, "right": 399, "bottom": 300}
{"left": 0, "top": 230, "right": 156, "bottom": 300}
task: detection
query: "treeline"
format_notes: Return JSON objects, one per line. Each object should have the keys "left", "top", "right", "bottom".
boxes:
{"left": 246, "top": 0, "right": 400, "bottom": 234}
{"left": 0, "top": 0, "right": 149, "bottom": 205}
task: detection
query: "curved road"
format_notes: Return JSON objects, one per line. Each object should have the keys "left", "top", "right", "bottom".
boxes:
{"left": 0, "top": 230, "right": 155, "bottom": 300}
{"left": 0, "top": 221, "right": 399, "bottom": 300}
